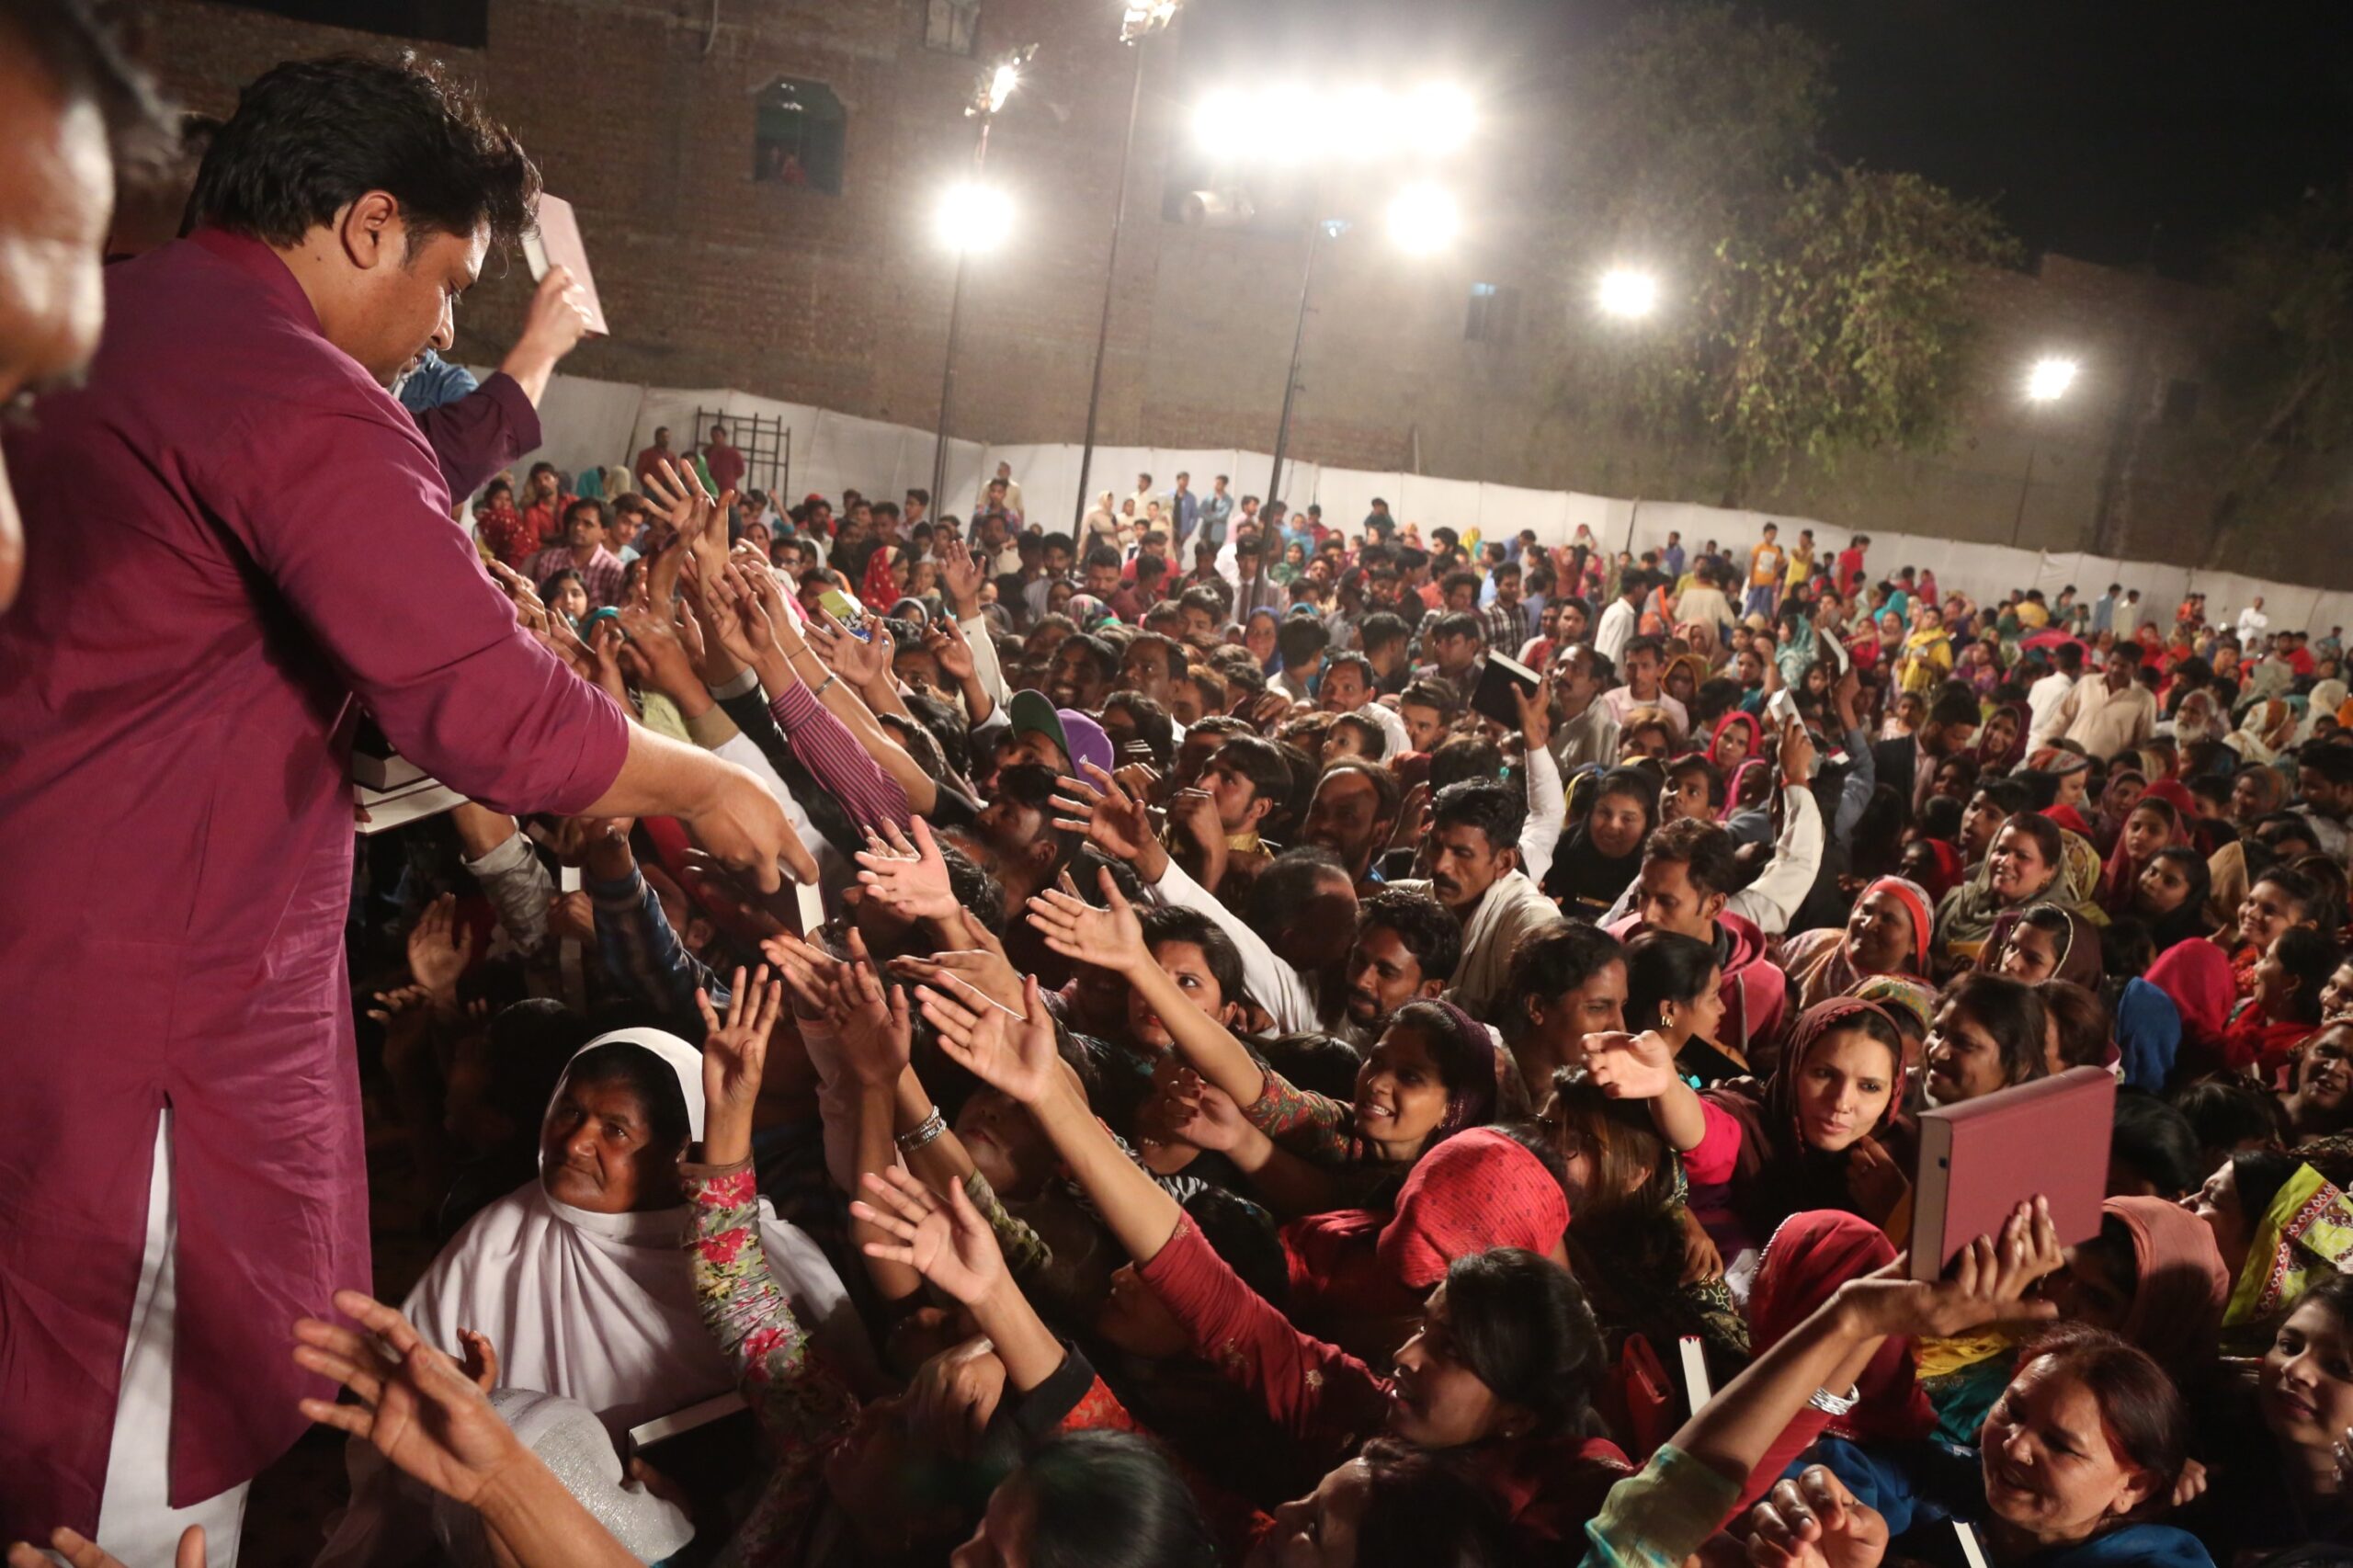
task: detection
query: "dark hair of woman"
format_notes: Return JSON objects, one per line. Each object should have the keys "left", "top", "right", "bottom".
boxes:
{"left": 1943, "top": 971, "right": 2050, "bottom": 1088}
{"left": 1137, "top": 904, "right": 1247, "bottom": 1014}
{"left": 1440, "top": 1246, "right": 1604, "bottom": 1441}
{"left": 1547, "top": 1069, "right": 1674, "bottom": 1231}
{"left": 1621, "top": 930, "right": 1720, "bottom": 1035}
{"left": 1388, "top": 999, "right": 1525, "bottom": 1123}
{"left": 2006, "top": 1324, "right": 2189, "bottom": 1521}
{"left": 1351, "top": 1438, "right": 1518, "bottom": 1568}
{"left": 2108, "top": 1090, "right": 2202, "bottom": 1199}
{"left": 1006, "top": 1430, "right": 1218, "bottom": 1568}
{"left": 2036, "top": 979, "right": 2111, "bottom": 1071}
{"left": 2273, "top": 924, "right": 2344, "bottom": 1025}
{"left": 563, "top": 1040, "right": 689, "bottom": 1143}
{"left": 1179, "top": 1186, "right": 1290, "bottom": 1310}
{"left": 2230, "top": 1147, "right": 2304, "bottom": 1231}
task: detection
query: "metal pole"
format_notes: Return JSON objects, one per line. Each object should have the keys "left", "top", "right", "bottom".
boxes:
{"left": 932, "top": 114, "right": 997, "bottom": 512}
{"left": 1267, "top": 222, "right": 1325, "bottom": 508}
{"left": 1074, "top": 40, "right": 1149, "bottom": 536}
{"left": 2009, "top": 444, "right": 2037, "bottom": 547}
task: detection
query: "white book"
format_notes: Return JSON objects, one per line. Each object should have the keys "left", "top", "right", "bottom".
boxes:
{"left": 1677, "top": 1335, "right": 1712, "bottom": 1415}
{"left": 627, "top": 1390, "right": 746, "bottom": 1450}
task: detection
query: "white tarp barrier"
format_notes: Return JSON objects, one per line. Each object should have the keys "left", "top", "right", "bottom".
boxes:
{"left": 500, "top": 369, "right": 2347, "bottom": 633}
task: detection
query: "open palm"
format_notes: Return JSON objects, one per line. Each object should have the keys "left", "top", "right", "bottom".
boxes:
{"left": 853, "top": 1168, "right": 1006, "bottom": 1306}
{"left": 1025, "top": 868, "right": 1147, "bottom": 971}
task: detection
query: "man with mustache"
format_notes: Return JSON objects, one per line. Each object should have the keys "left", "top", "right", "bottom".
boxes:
{"left": 1390, "top": 779, "right": 1558, "bottom": 1015}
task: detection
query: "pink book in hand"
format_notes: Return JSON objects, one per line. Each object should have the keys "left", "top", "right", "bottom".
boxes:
{"left": 520, "top": 193, "right": 608, "bottom": 335}
{"left": 1908, "top": 1066, "right": 2115, "bottom": 1282}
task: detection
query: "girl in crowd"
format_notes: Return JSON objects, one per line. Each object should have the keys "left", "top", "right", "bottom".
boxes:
{"left": 536, "top": 566, "right": 588, "bottom": 628}
{"left": 1976, "top": 699, "right": 2030, "bottom": 775}
{"left": 1539, "top": 1068, "right": 1749, "bottom": 1383}
{"left": 1932, "top": 814, "right": 2096, "bottom": 975}
{"left": 1779, "top": 877, "right": 1938, "bottom": 1015}
{"left": 2097, "top": 791, "right": 2188, "bottom": 918}
{"left": 1985, "top": 902, "right": 2103, "bottom": 989}
{"left": 2219, "top": 925, "right": 2341, "bottom": 1084}
{"left": 1922, "top": 971, "right": 2051, "bottom": 1108}
{"left": 1027, "top": 869, "right": 1515, "bottom": 1214}
{"left": 1710, "top": 710, "right": 1760, "bottom": 776}
{"left": 1499, "top": 918, "right": 1629, "bottom": 1095}
{"left": 1688, "top": 1000, "right": 1911, "bottom": 1257}
{"left": 2135, "top": 846, "right": 2214, "bottom": 953}
{"left": 1547, "top": 766, "right": 1659, "bottom": 923}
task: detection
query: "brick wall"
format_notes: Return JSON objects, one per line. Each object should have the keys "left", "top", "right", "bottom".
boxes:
{"left": 124, "top": 0, "right": 2347, "bottom": 584}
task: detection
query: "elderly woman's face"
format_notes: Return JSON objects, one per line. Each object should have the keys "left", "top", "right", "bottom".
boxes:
{"left": 540, "top": 1074, "right": 682, "bottom": 1214}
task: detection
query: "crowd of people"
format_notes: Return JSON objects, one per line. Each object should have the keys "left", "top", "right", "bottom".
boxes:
{"left": 274, "top": 440, "right": 2353, "bottom": 1568}
{"left": 8, "top": 18, "right": 2353, "bottom": 1568}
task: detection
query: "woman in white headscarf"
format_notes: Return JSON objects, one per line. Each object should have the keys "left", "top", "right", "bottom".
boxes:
{"left": 2299, "top": 677, "right": 2349, "bottom": 744}
{"left": 315, "top": 1028, "right": 863, "bottom": 1566}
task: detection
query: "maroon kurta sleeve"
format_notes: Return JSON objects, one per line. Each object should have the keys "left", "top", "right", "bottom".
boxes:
{"left": 410, "top": 369, "right": 540, "bottom": 503}
{"left": 210, "top": 402, "right": 628, "bottom": 816}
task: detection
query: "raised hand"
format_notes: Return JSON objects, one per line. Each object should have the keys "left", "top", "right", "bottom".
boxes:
{"left": 887, "top": 946, "right": 1026, "bottom": 1022}
{"left": 918, "top": 974, "right": 1063, "bottom": 1107}
{"left": 615, "top": 601, "right": 700, "bottom": 702}
{"left": 1159, "top": 1068, "right": 1253, "bottom": 1155}
{"left": 292, "top": 1290, "right": 530, "bottom": 1506}
{"left": 925, "top": 616, "right": 976, "bottom": 684}
{"left": 938, "top": 537, "right": 986, "bottom": 614}
{"left": 809, "top": 606, "right": 894, "bottom": 691}
{"left": 406, "top": 892, "right": 469, "bottom": 1005}
{"left": 641, "top": 459, "right": 727, "bottom": 580}
{"left": 852, "top": 1166, "right": 1007, "bottom": 1308}
{"left": 1849, "top": 1199, "right": 2063, "bottom": 1341}
{"left": 1514, "top": 671, "right": 1555, "bottom": 755}
{"left": 1843, "top": 1134, "right": 1909, "bottom": 1223}
{"left": 1582, "top": 1030, "right": 1682, "bottom": 1101}
{"left": 1744, "top": 1466, "right": 1890, "bottom": 1568}
{"left": 696, "top": 965, "right": 783, "bottom": 1125}
{"left": 855, "top": 817, "right": 958, "bottom": 922}
{"left": 835, "top": 930, "right": 914, "bottom": 1089}
{"left": 1051, "top": 761, "right": 1155, "bottom": 863}
{"left": 905, "top": 1336, "right": 1008, "bottom": 1461}
{"left": 1025, "top": 867, "right": 1149, "bottom": 973}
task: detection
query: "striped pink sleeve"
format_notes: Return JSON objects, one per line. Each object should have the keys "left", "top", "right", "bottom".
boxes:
{"left": 769, "top": 680, "right": 912, "bottom": 830}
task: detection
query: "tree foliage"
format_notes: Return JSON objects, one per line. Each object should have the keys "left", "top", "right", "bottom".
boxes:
{"left": 1558, "top": 5, "right": 2017, "bottom": 485}
{"left": 2212, "top": 191, "right": 2353, "bottom": 472}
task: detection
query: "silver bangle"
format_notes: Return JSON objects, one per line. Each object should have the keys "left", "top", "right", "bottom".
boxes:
{"left": 812, "top": 672, "right": 839, "bottom": 701}
{"left": 896, "top": 1109, "right": 948, "bottom": 1153}
{"left": 1807, "top": 1384, "right": 1861, "bottom": 1416}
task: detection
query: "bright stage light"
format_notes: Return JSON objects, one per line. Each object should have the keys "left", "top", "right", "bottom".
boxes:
{"left": 936, "top": 181, "right": 1012, "bottom": 252}
{"left": 1324, "top": 85, "right": 1399, "bottom": 162}
{"left": 1258, "top": 85, "right": 1322, "bottom": 164}
{"left": 1597, "top": 267, "right": 1660, "bottom": 319}
{"left": 1386, "top": 183, "right": 1460, "bottom": 253}
{"left": 2025, "top": 357, "right": 2078, "bottom": 403}
{"left": 1194, "top": 90, "right": 1249, "bottom": 158}
{"left": 1406, "top": 83, "right": 1476, "bottom": 154}
{"left": 985, "top": 60, "right": 1022, "bottom": 114}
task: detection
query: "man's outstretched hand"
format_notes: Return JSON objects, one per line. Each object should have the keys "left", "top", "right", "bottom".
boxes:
{"left": 685, "top": 759, "right": 818, "bottom": 892}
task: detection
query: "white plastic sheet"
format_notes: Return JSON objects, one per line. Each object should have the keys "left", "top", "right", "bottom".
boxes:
{"left": 515, "top": 369, "right": 2347, "bottom": 632}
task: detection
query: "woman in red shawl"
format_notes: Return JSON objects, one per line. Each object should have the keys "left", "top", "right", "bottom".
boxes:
{"left": 1709, "top": 710, "right": 1761, "bottom": 776}
{"left": 1688, "top": 1000, "right": 1912, "bottom": 1257}
{"left": 1777, "top": 876, "right": 1937, "bottom": 1016}
{"left": 2147, "top": 937, "right": 2236, "bottom": 1067}
{"left": 2219, "top": 925, "right": 2339, "bottom": 1085}
{"left": 1733, "top": 1210, "right": 1938, "bottom": 1512}
{"left": 858, "top": 538, "right": 904, "bottom": 614}
{"left": 2042, "top": 1196, "right": 2229, "bottom": 1379}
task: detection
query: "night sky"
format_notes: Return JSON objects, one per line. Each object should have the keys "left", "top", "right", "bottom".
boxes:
{"left": 1172, "top": 0, "right": 2353, "bottom": 278}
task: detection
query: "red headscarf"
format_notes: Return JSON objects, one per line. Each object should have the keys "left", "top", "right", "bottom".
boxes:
{"left": 2104, "top": 1196, "right": 2228, "bottom": 1373}
{"left": 1910, "top": 837, "right": 1966, "bottom": 902}
{"left": 2146, "top": 939, "right": 2235, "bottom": 1051}
{"left": 1862, "top": 875, "right": 1935, "bottom": 975}
{"left": 1733, "top": 1210, "right": 1935, "bottom": 1514}
{"left": 1709, "top": 710, "right": 1762, "bottom": 771}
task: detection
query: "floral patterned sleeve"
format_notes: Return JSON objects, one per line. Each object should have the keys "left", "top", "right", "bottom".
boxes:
{"left": 1240, "top": 1064, "right": 1354, "bottom": 1165}
{"left": 684, "top": 1159, "right": 860, "bottom": 1565}
{"left": 961, "top": 1169, "right": 1052, "bottom": 1278}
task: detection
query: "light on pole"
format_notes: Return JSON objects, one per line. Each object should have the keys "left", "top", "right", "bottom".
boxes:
{"left": 1074, "top": 0, "right": 1188, "bottom": 538}
{"left": 2010, "top": 355, "right": 2081, "bottom": 545}
{"left": 1596, "top": 267, "right": 1661, "bottom": 320}
{"left": 930, "top": 45, "right": 1034, "bottom": 513}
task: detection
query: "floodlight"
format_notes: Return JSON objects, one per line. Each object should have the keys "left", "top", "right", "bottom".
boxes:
{"left": 2026, "top": 357, "right": 2078, "bottom": 403}
{"left": 986, "top": 61, "right": 1021, "bottom": 114}
{"left": 1406, "top": 83, "right": 1475, "bottom": 154}
{"left": 1385, "top": 183, "right": 1459, "bottom": 254}
{"left": 1597, "top": 267, "right": 1660, "bottom": 319}
{"left": 1324, "top": 85, "right": 1398, "bottom": 163}
{"left": 936, "top": 181, "right": 1012, "bottom": 252}
{"left": 1194, "top": 90, "right": 1249, "bottom": 159}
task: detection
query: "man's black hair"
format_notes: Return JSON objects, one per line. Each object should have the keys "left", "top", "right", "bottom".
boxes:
{"left": 1081, "top": 544, "right": 1123, "bottom": 574}
{"left": 1124, "top": 631, "right": 1185, "bottom": 682}
{"left": 1061, "top": 632, "right": 1120, "bottom": 685}
{"left": 1642, "top": 816, "right": 1743, "bottom": 897}
{"left": 1276, "top": 617, "right": 1329, "bottom": 666}
{"left": 1927, "top": 685, "right": 1983, "bottom": 731}
{"left": 1246, "top": 846, "right": 1353, "bottom": 942}
{"left": 1212, "top": 733, "right": 1293, "bottom": 812}
{"left": 189, "top": 53, "right": 538, "bottom": 252}
{"left": 1101, "top": 690, "right": 1176, "bottom": 771}
{"left": 1359, "top": 611, "right": 1412, "bottom": 653}
{"left": 1431, "top": 610, "right": 1483, "bottom": 644}
{"left": 1358, "top": 886, "right": 1463, "bottom": 984}
{"left": 1441, "top": 569, "right": 1482, "bottom": 599}
{"left": 1431, "top": 778, "right": 1526, "bottom": 857}
{"left": 1399, "top": 678, "right": 1461, "bottom": 722}
{"left": 1429, "top": 733, "right": 1506, "bottom": 791}
{"left": 903, "top": 687, "right": 971, "bottom": 778}
{"left": 993, "top": 763, "right": 1081, "bottom": 881}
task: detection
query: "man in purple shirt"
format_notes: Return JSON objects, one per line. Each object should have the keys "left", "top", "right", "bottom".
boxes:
{"left": 0, "top": 54, "right": 812, "bottom": 1556}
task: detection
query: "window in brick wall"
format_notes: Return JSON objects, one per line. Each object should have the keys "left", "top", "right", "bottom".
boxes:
{"left": 204, "top": 0, "right": 486, "bottom": 47}
{"left": 1465, "top": 282, "right": 1518, "bottom": 344}
{"left": 2161, "top": 378, "right": 2201, "bottom": 426}
{"left": 926, "top": 0, "right": 980, "bottom": 56}
{"left": 754, "top": 78, "right": 847, "bottom": 196}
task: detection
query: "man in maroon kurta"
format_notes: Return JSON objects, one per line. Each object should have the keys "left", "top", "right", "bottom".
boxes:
{"left": 0, "top": 56, "right": 804, "bottom": 1547}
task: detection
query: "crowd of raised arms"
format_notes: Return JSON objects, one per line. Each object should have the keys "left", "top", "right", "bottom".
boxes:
{"left": 41, "top": 456, "right": 2353, "bottom": 1568}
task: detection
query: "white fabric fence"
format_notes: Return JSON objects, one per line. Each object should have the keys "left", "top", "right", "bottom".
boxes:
{"left": 494, "top": 369, "right": 2353, "bottom": 637}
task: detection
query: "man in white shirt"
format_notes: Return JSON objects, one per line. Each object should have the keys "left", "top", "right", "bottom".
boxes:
{"left": 2238, "top": 597, "right": 2270, "bottom": 641}
{"left": 981, "top": 460, "right": 1022, "bottom": 518}
{"left": 1593, "top": 570, "right": 1648, "bottom": 668}
{"left": 1547, "top": 644, "right": 1622, "bottom": 773}
{"left": 2025, "top": 642, "right": 2084, "bottom": 745}
{"left": 2051, "top": 643, "right": 2157, "bottom": 758}
{"left": 1126, "top": 471, "right": 1156, "bottom": 525}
